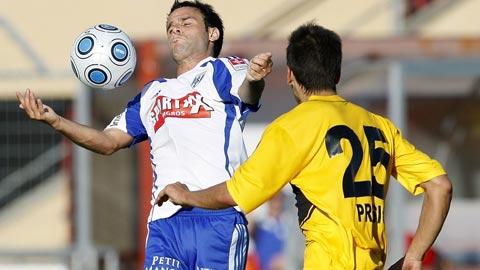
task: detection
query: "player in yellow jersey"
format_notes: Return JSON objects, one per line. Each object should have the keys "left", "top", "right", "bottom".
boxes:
{"left": 156, "top": 23, "right": 452, "bottom": 270}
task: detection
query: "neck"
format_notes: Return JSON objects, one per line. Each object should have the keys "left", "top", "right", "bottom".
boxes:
{"left": 313, "top": 89, "right": 336, "bottom": 96}
{"left": 176, "top": 51, "right": 211, "bottom": 76}
{"left": 295, "top": 88, "right": 336, "bottom": 104}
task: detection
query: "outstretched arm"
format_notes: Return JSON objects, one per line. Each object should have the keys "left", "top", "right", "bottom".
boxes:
{"left": 17, "top": 89, "right": 133, "bottom": 155}
{"left": 156, "top": 181, "right": 236, "bottom": 209}
{"left": 238, "top": 52, "right": 273, "bottom": 105}
{"left": 401, "top": 174, "right": 452, "bottom": 269}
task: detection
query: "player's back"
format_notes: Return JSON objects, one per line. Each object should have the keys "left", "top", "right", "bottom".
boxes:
{"left": 228, "top": 93, "right": 445, "bottom": 268}
{"left": 276, "top": 94, "right": 397, "bottom": 268}
{"left": 270, "top": 93, "right": 445, "bottom": 269}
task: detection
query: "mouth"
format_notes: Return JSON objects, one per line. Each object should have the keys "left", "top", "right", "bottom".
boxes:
{"left": 169, "top": 35, "right": 184, "bottom": 44}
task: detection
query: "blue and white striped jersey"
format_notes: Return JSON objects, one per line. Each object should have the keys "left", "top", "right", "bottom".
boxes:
{"left": 106, "top": 56, "right": 258, "bottom": 221}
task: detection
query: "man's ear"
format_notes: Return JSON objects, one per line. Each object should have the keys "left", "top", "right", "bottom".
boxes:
{"left": 208, "top": 27, "right": 220, "bottom": 42}
{"left": 287, "top": 67, "right": 295, "bottom": 86}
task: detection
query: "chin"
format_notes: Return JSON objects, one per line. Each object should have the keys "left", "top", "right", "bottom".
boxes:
{"left": 172, "top": 47, "right": 190, "bottom": 61}
{"left": 171, "top": 51, "right": 185, "bottom": 63}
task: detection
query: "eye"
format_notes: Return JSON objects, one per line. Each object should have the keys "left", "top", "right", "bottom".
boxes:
{"left": 183, "top": 18, "right": 194, "bottom": 26}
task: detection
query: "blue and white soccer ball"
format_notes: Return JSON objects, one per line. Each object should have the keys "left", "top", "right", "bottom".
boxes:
{"left": 70, "top": 24, "right": 136, "bottom": 90}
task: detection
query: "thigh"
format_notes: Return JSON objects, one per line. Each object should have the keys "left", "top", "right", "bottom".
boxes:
{"left": 144, "top": 219, "right": 189, "bottom": 270}
{"left": 195, "top": 212, "right": 249, "bottom": 270}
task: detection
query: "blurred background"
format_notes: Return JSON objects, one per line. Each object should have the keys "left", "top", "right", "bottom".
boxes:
{"left": 1, "top": 0, "right": 480, "bottom": 269}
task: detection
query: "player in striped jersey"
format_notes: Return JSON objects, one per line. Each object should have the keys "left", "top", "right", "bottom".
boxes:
{"left": 17, "top": 1, "right": 272, "bottom": 269}
{"left": 157, "top": 23, "right": 452, "bottom": 269}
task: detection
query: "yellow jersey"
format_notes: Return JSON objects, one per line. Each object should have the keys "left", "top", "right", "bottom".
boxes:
{"left": 226, "top": 95, "right": 446, "bottom": 269}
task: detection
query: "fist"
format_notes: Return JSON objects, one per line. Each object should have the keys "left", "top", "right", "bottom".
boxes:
{"left": 246, "top": 52, "right": 273, "bottom": 82}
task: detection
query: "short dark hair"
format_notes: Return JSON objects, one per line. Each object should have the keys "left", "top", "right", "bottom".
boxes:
{"left": 169, "top": 0, "right": 224, "bottom": 58}
{"left": 287, "top": 23, "right": 342, "bottom": 92}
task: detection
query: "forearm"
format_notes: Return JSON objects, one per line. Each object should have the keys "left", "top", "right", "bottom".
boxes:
{"left": 237, "top": 52, "right": 272, "bottom": 105}
{"left": 53, "top": 116, "right": 121, "bottom": 155}
{"left": 238, "top": 79, "right": 264, "bottom": 105}
{"left": 406, "top": 176, "right": 452, "bottom": 260}
{"left": 186, "top": 182, "right": 237, "bottom": 209}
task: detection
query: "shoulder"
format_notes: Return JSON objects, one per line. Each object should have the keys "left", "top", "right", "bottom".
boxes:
{"left": 126, "top": 78, "right": 169, "bottom": 106}
{"left": 265, "top": 107, "right": 305, "bottom": 136}
{"left": 360, "top": 110, "right": 404, "bottom": 146}
{"left": 223, "top": 56, "right": 249, "bottom": 71}
{"left": 206, "top": 56, "right": 249, "bottom": 72}
{"left": 369, "top": 112, "right": 399, "bottom": 133}
{"left": 274, "top": 101, "right": 321, "bottom": 124}
{"left": 141, "top": 77, "right": 173, "bottom": 96}
{"left": 142, "top": 77, "right": 169, "bottom": 91}
{"left": 333, "top": 97, "right": 399, "bottom": 135}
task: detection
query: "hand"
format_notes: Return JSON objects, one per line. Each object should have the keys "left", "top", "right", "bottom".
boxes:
{"left": 246, "top": 52, "right": 273, "bottom": 82}
{"left": 387, "top": 257, "right": 404, "bottom": 270}
{"left": 156, "top": 182, "right": 190, "bottom": 207}
{"left": 401, "top": 257, "right": 422, "bottom": 270}
{"left": 16, "top": 89, "right": 60, "bottom": 128}
{"left": 387, "top": 257, "right": 422, "bottom": 270}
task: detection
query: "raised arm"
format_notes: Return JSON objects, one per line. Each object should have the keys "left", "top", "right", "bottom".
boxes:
{"left": 402, "top": 174, "right": 452, "bottom": 269}
{"left": 238, "top": 52, "right": 273, "bottom": 105}
{"left": 17, "top": 89, "right": 133, "bottom": 155}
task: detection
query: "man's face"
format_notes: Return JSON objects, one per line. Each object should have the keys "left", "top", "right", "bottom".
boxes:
{"left": 166, "top": 7, "right": 210, "bottom": 63}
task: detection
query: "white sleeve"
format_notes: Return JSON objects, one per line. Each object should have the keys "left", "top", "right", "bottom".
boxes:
{"left": 105, "top": 90, "right": 148, "bottom": 146}
{"left": 219, "top": 56, "right": 249, "bottom": 101}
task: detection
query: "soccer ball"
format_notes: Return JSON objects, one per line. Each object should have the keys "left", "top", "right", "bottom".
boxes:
{"left": 70, "top": 24, "right": 136, "bottom": 90}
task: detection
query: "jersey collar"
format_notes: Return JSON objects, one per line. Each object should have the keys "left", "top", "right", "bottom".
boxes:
{"left": 178, "top": 56, "right": 214, "bottom": 79}
{"left": 308, "top": 94, "right": 345, "bottom": 102}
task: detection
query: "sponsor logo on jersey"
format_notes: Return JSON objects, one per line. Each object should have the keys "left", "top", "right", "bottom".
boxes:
{"left": 146, "top": 255, "right": 181, "bottom": 270}
{"left": 227, "top": 56, "right": 248, "bottom": 71}
{"left": 150, "top": 91, "right": 213, "bottom": 132}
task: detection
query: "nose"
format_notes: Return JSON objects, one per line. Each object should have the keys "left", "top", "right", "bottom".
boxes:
{"left": 169, "top": 25, "right": 181, "bottom": 35}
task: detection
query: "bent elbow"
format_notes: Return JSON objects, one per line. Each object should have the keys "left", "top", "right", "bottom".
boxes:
{"left": 442, "top": 178, "right": 453, "bottom": 201}
{"left": 101, "top": 148, "right": 116, "bottom": 156}
{"left": 97, "top": 143, "right": 119, "bottom": 156}
{"left": 431, "top": 175, "right": 453, "bottom": 201}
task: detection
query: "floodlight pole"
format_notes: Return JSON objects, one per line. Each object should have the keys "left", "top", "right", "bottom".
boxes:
{"left": 386, "top": 0, "right": 408, "bottom": 265}
{"left": 73, "top": 82, "right": 96, "bottom": 270}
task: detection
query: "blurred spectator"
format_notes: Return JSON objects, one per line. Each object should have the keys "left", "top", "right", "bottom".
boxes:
{"left": 246, "top": 249, "right": 261, "bottom": 270}
{"left": 283, "top": 189, "right": 305, "bottom": 270}
{"left": 246, "top": 215, "right": 261, "bottom": 270}
{"left": 252, "top": 193, "right": 287, "bottom": 270}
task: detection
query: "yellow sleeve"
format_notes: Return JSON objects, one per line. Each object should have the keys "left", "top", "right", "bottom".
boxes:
{"left": 226, "top": 124, "right": 303, "bottom": 213}
{"left": 392, "top": 126, "right": 446, "bottom": 195}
